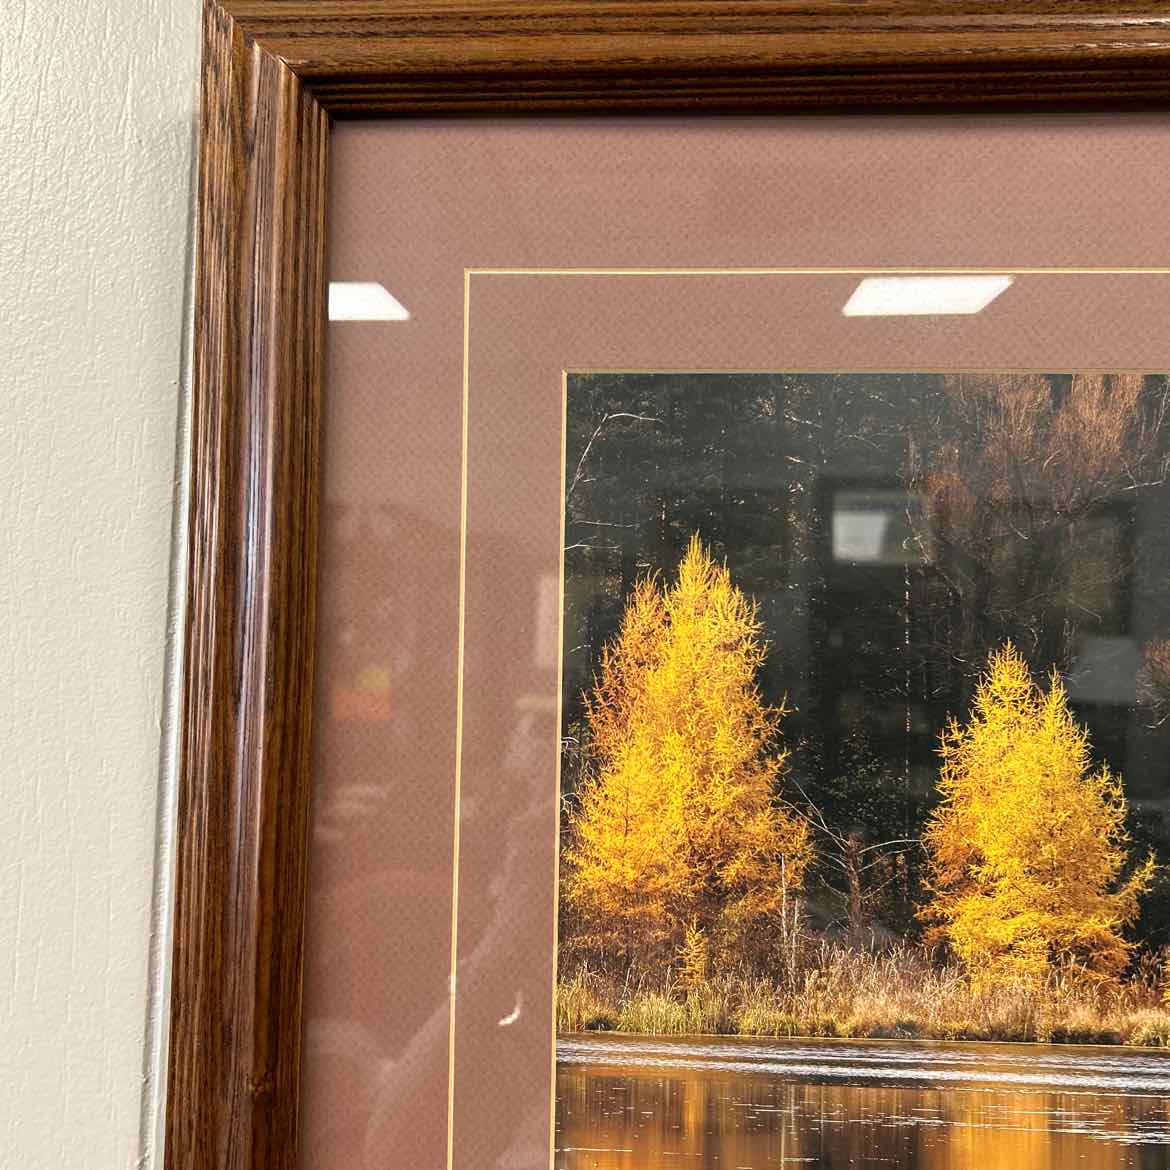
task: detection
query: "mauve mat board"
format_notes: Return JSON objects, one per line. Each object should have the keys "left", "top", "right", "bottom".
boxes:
{"left": 304, "top": 116, "right": 1170, "bottom": 1170}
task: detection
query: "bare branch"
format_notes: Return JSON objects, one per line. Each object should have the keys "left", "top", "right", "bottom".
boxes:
{"left": 567, "top": 411, "right": 663, "bottom": 501}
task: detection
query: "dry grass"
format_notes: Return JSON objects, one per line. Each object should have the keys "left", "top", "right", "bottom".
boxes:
{"left": 556, "top": 944, "right": 1170, "bottom": 1047}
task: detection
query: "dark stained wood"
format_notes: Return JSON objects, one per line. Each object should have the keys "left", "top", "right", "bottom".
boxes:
{"left": 166, "top": 3, "right": 326, "bottom": 1169}
{"left": 226, "top": 1, "right": 1170, "bottom": 113}
{"left": 171, "top": 3, "right": 1170, "bottom": 1170}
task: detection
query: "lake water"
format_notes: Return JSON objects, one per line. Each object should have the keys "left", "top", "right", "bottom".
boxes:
{"left": 555, "top": 1033, "right": 1170, "bottom": 1170}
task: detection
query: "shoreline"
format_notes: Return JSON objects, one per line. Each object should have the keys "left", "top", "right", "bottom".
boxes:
{"left": 556, "top": 1027, "right": 1170, "bottom": 1053}
{"left": 556, "top": 963, "right": 1170, "bottom": 1050}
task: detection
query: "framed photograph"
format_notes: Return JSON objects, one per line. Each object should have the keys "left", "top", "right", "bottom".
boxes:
{"left": 169, "top": 6, "right": 1170, "bottom": 1170}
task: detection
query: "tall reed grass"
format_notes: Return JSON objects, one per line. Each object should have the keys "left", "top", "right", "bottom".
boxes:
{"left": 556, "top": 944, "right": 1170, "bottom": 1047}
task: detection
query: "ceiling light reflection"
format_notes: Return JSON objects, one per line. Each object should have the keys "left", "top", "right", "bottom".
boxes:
{"left": 842, "top": 274, "right": 1014, "bottom": 317}
{"left": 328, "top": 281, "right": 411, "bottom": 321}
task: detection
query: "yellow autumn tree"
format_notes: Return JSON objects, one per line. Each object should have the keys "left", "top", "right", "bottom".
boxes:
{"left": 923, "top": 643, "right": 1155, "bottom": 987}
{"left": 563, "top": 535, "right": 812, "bottom": 972}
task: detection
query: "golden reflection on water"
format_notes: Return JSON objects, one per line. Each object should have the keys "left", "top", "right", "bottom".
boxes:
{"left": 555, "top": 1039, "right": 1170, "bottom": 1170}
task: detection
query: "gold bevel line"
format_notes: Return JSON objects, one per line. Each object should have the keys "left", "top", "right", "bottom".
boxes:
{"left": 446, "top": 265, "right": 1169, "bottom": 1170}
{"left": 550, "top": 373, "right": 569, "bottom": 1160}
{"left": 567, "top": 366, "right": 1170, "bottom": 375}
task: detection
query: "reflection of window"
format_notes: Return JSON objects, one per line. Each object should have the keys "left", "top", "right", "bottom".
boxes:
{"left": 831, "top": 490, "right": 923, "bottom": 566}
{"left": 1067, "top": 636, "right": 1140, "bottom": 705}
{"left": 1062, "top": 511, "right": 1130, "bottom": 635}
{"left": 983, "top": 503, "right": 1132, "bottom": 637}
{"left": 330, "top": 664, "right": 392, "bottom": 722}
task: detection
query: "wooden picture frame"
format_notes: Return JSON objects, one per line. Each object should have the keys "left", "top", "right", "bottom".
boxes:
{"left": 170, "top": 5, "right": 1170, "bottom": 1169}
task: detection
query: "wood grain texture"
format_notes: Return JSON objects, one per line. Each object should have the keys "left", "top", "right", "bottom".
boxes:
{"left": 166, "top": 3, "right": 326, "bottom": 1169}
{"left": 172, "top": 3, "right": 1170, "bottom": 1170}
{"left": 225, "top": 0, "right": 1170, "bottom": 112}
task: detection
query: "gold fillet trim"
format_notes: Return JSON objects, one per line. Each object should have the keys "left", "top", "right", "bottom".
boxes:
{"left": 447, "top": 268, "right": 472, "bottom": 1170}
{"left": 468, "top": 266, "right": 1170, "bottom": 276}
{"left": 449, "top": 264, "right": 1169, "bottom": 1170}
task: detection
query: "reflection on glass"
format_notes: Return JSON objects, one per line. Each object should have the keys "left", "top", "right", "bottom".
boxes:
{"left": 831, "top": 490, "right": 921, "bottom": 566}
{"left": 556, "top": 372, "right": 1170, "bottom": 1169}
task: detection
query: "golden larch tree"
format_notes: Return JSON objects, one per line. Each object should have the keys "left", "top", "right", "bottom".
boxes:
{"left": 563, "top": 535, "right": 812, "bottom": 971}
{"left": 923, "top": 643, "right": 1155, "bottom": 987}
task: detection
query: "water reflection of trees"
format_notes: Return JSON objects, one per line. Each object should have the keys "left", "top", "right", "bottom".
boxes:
{"left": 555, "top": 1061, "right": 1165, "bottom": 1170}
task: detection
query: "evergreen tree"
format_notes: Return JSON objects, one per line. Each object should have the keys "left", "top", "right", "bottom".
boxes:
{"left": 923, "top": 644, "right": 1156, "bottom": 987}
{"left": 563, "top": 536, "right": 812, "bottom": 971}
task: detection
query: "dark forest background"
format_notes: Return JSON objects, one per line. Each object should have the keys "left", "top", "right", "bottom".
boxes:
{"left": 560, "top": 371, "right": 1170, "bottom": 952}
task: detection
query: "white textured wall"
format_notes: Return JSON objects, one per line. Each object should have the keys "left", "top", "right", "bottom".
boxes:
{"left": 0, "top": 1, "right": 198, "bottom": 1167}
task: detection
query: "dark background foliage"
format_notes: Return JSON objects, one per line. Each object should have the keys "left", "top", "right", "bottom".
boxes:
{"left": 562, "top": 372, "right": 1170, "bottom": 947}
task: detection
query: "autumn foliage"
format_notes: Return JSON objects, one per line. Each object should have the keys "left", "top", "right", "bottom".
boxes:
{"left": 559, "top": 540, "right": 1163, "bottom": 1038}
{"left": 923, "top": 644, "right": 1156, "bottom": 988}
{"left": 563, "top": 536, "right": 812, "bottom": 971}
{"left": 556, "top": 370, "right": 1170, "bottom": 1043}
{"left": 908, "top": 373, "right": 1167, "bottom": 680}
